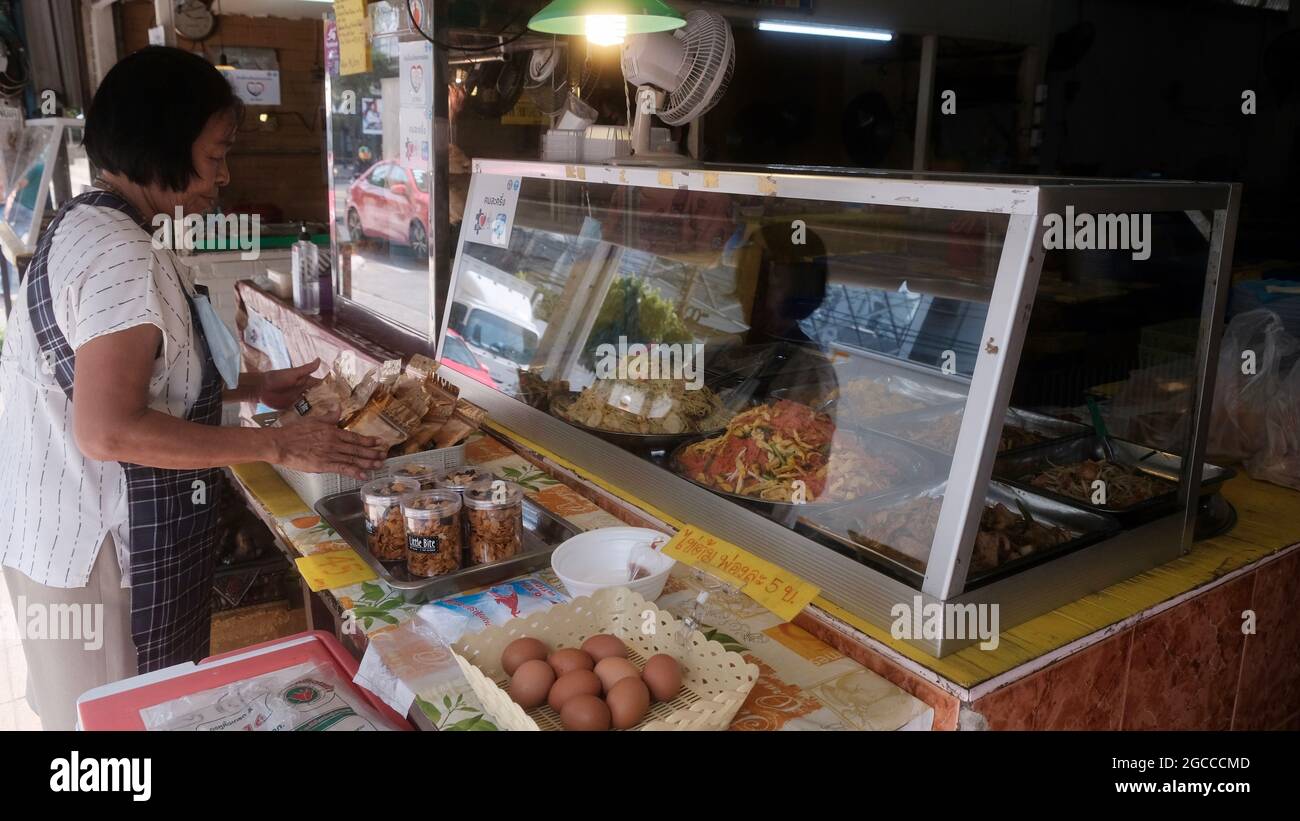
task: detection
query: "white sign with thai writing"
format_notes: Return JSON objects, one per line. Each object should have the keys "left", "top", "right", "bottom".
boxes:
{"left": 465, "top": 176, "right": 522, "bottom": 248}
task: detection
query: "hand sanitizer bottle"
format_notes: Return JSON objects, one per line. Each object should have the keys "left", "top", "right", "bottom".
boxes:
{"left": 291, "top": 223, "right": 320, "bottom": 315}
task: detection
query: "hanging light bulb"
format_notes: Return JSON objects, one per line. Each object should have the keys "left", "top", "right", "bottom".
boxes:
{"left": 584, "top": 15, "right": 628, "bottom": 46}
{"left": 528, "top": 0, "right": 684, "bottom": 47}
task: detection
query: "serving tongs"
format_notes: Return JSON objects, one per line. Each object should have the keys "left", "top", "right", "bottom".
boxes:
{"left": 1086, "top": 397, "right": 1118, "bottom": 463}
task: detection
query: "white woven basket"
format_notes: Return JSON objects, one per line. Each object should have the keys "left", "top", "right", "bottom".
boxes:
{"left": 452, "top": 586, "right": 759, "bottom": 731}
{"left": 251, "top": 410, "right": 467, "bottom": 505}
{"left": 275, "top": 444, "right": 465, "bottom": 506}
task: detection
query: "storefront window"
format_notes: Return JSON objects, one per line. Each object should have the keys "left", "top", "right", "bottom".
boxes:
{"left": 325, "top": 13, "right": 435, "bottom": 338}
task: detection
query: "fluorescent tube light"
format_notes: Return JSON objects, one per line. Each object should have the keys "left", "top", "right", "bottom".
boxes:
{"left": 757, "top": 20, "right": 894, "bottom": 41}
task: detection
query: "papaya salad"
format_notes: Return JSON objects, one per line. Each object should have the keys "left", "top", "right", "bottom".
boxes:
{"left": 674, "top": 399, "right": 905, "bottom": 503}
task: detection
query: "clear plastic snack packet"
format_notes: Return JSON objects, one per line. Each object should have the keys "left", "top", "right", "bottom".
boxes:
{"left": 293, "top": 371, "right": 350, "bottom": 422}
{"left": 432, "top": 400, "right": 487, "bottom": 448}
{"left": 345, "top": 400, "right": 409, "bottom": 449}
{"left": 341, "top": 358, "right": 402, "bottom": 424}
{"left": 401, "top": 376, "right": 460, "bottom": 454}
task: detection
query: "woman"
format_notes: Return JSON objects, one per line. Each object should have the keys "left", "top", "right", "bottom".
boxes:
{"left": 0, "top": 47, "right": 386, "bottom": 730}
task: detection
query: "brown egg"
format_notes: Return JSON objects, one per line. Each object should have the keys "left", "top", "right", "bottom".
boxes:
{"left": 606, "top": 676, "right": 650, "bottom": 729}
{"left": 501, "top": 637, "right": 550, "bottom": 677}
{"left": 547, "top": 669, "right": 602, "bottom": 713}
{"left": 580, "top": 633, "right": 627, "bottom": 662}
{"left": 642, "top": 654, "right": 682, "bottom": 703}
{"left": 594, "top": 656, "right": 640, "bottom": 694}
{"left": 508, "top": 659, "right": 555, "bottom": 710}
{"left": 560, "top": 694, "right": 611, "bottom": 731}
{"left": 548, "top": 647, "right": 595, "bottom": 677}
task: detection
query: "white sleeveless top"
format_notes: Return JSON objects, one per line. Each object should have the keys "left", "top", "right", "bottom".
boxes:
{"left": 0, "top": 200, "right": 207, "bottom": 588}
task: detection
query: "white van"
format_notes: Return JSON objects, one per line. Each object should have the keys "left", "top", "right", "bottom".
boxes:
{"left": 447, "top": 261, "right": 547, "bottom": 393}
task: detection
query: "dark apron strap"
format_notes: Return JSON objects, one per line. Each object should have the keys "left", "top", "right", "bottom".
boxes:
{"left": 26, "top": 191, "right": 150, "bottom": 396}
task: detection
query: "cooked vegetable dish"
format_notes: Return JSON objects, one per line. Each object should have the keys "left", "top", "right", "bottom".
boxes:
{"left": 675, "top": 399, "right": 903, "bottom": 503}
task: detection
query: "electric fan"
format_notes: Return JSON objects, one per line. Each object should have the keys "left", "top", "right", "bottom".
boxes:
{"left": 619, "top": 9, "right": 734, "bottom": 163}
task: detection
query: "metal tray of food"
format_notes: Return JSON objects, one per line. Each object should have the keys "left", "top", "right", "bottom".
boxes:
{"left": 795, "top": 480, "right": 1121, "bottom": 589}
{"left": 548, "top": 390, "right": 740, "bottom": 454}
{"left": 998, "top": 408, "right": 1091, "bottom": 454}
{"left": 314, "top": 490, "right": 579, "bottom": 603}
{"left": 667, "top": 427, "right": 939, "bottom": 515}
{"left": 993, "top": 434, "right": 1236, "bottom": 526}
{"left": 861, "top": 405, "right": 1094, "bottom": 459}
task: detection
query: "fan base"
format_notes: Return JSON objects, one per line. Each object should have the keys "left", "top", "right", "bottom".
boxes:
{"left": 608, "top": 150, "right": 695, "bottom": 167}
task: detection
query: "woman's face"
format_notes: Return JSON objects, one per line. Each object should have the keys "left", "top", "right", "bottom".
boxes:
{"left": 164, "top": 108, "right": 236, "bottom": 216}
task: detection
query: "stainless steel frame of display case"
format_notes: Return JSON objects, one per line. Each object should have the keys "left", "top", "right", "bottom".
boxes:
{"left": 436, "top": 160, "right": 1240, "bottom": 656}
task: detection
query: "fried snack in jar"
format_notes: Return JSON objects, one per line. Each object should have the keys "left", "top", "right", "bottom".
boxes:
{"left": 462, "top": 479, "right": 524, "bottom": 565}
{"left": 433, "top": 465, "right": 493, "bottom": 494}
{"left": 360, "top": 478, "right": 421, "bottom": 561}
{"left": 390, "top": 461, "right": 438, "bottom": 489}
{"left": 400, "top": 489, "right": 463, "bottom": 578}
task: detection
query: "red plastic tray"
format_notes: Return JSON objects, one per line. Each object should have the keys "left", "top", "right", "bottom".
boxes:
{"left": 77, "top": 630, "right": 412, "bottom": 731}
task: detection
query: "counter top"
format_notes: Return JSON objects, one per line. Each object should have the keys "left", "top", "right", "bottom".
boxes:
{"left": 229, "top": 431, "right": 934, "bottom": 731}
{"left": 472, "top": 419, "right": 1300, "bottom": 700}
{"left": 811, "top": 473, "right": 1300, "bottom": 696}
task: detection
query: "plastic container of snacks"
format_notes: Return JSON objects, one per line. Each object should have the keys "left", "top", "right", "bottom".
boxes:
{"left": 400, "top": 489, "right": 463, "bottom": 578}
{"left": 463, "top": 479, "right": 524, "bottom": 566}
{"left": 434, "top": 465, "right": 493, "bottom": 494}
{"left": 390, "top": 461, "right": 438, "bottom": 489}
{"left": 361, "top": 477, "right": 421, "bottom": 562}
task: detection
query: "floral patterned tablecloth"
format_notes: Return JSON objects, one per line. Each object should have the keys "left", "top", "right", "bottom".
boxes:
{"left": 232, "top": 433, "right": 932, "bottom": 732}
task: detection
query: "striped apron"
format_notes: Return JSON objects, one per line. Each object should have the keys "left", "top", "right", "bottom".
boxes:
{"left": 26, "top": 190, "right": 225, "bottom": 673}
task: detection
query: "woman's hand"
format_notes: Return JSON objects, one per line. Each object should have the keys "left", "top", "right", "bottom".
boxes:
{"left": 269, "top": 419, "right": 387, "bottom": 480}
{"left": 257, "top": 359, "right": 323, "bottom": 410}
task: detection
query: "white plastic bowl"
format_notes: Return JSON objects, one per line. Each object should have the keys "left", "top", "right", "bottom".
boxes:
{"left": 551, "top": 527, "right": 676, "bottom": 601}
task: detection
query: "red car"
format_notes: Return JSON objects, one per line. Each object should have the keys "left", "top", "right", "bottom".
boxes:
{"left": 440, "top": 329, "right": 498, "bottom": 388}
{"left": 346, "top": 161, "right": 430, "bottom": 257}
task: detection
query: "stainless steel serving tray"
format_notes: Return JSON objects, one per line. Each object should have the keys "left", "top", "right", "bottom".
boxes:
{"left": 314, "top": 490, "right": 579, "bottom": 603}
{"left": 861, "top": 405, "right": 1092, "bottom": 458}
{"left": 796, "top": 480, "right": 1121, "bottom": 589}
{"left": 993, "top": 435, "right": 1236, "bottom": 526}
{"left": 548, "top": 390, "right": 739, "bottom": 454}
{"left": 998, "top": 408, "right": 1092, "bottom": 454}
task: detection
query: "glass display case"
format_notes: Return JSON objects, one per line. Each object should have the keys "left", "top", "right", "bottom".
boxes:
{"left": 436, "top": 159, "right": 1239, "bottom": 655}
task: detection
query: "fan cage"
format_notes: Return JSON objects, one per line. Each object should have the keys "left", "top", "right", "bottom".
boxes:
{"left": 659, "top": 11, "right": 734, "bottom": 125}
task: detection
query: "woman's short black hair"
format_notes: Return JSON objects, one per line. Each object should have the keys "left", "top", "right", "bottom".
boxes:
{"left": 84, "top": 46, "right": 242, "bottom": 192}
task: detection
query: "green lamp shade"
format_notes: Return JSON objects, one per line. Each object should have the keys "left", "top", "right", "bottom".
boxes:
{"left": 528, "top": 0, "right": 686, "bottom": 37}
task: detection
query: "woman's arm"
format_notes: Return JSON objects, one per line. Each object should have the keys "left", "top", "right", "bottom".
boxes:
{"left": 72, "top": 325, "right": 386, "bottom": 478}
{"left": 223, "top": 371, "right": 263, "bottom": 404}
{"left": 224, "top": 360, "right": 322, "bottom": 408}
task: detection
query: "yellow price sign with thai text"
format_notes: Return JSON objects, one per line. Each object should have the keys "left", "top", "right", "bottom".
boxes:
{"left": 661, "top": 525, "right": 819, "bottom": 622}
{"left": 296, "top": 549, "right": 377, "bottom": 592}
{"left": 334, "top": 0, "right": 372, "bottom": 76}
